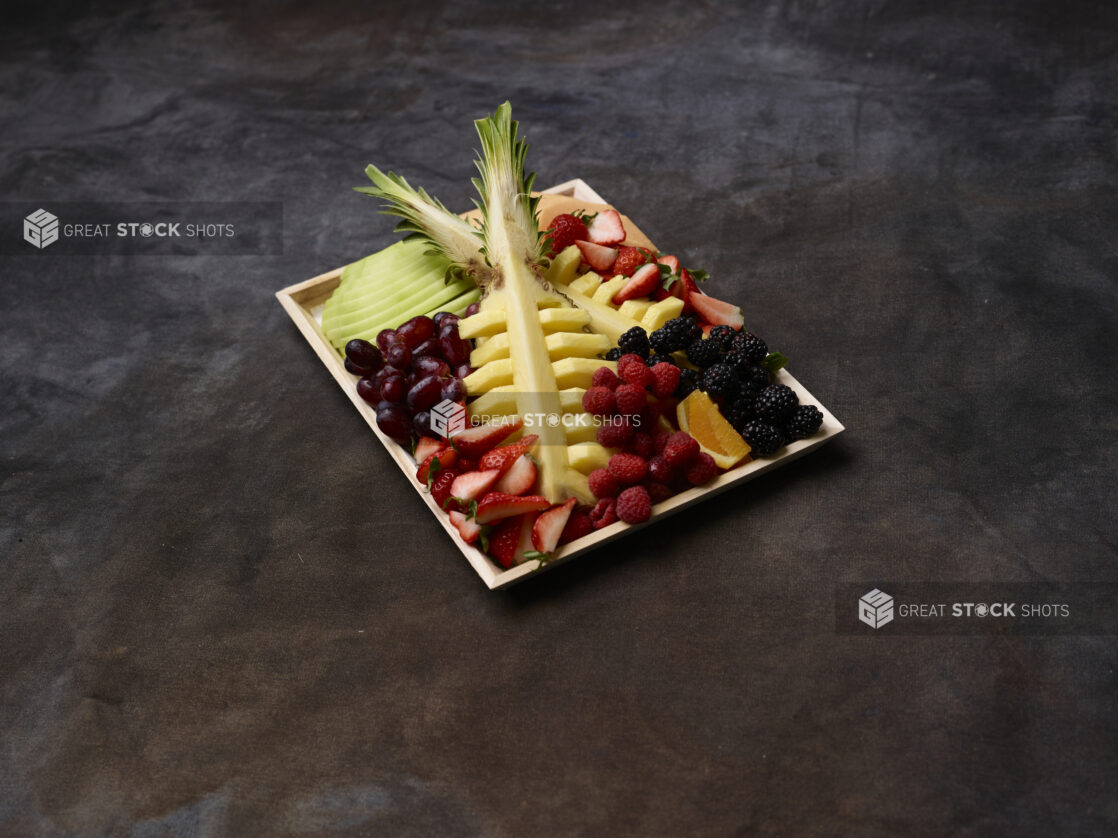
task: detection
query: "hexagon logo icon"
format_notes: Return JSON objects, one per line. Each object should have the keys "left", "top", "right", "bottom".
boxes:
{"left": 430, "top": 399, "right": 466, "bottom": 438}
{"left": 858, "top": 588, "right": 894, "bottom": 629}
{"left": 24, "top": 208, "right": 59, "bottom": 249}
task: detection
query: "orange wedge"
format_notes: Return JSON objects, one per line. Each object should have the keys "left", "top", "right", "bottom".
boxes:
{"left": 676, "top": 390, "right": 752, "bottom": 469}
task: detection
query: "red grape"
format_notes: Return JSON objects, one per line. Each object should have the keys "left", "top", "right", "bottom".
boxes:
{"left": 464, "top": 302, "right": 480, "bottom": 317}
{"left": 380, "top": 373, "right": 405, "bottom": 403}
{"left": 356, "top": 377, "right": 380, "bottom": 404}
{"left": 441, "top": 377, "right": 466, "bottom": 402}
{"left": 376, "top": 329, "right": 398, "bottom": 352}
{"left": 345, "top": 339, "right": 383, "bottom": 371}
{"left": 376, "top": 403, "right": 411, "bottom": 443}
{"left": 344, "top": 357, "right": 380, "bottom": 377}
{"left": 439, "top": 334, "right": 470, "bottom": 367}
{"left": 413, "top": 338, "right": 440, "bottom": 358}
{"left": 385, "top": 342, "right": 411, "bottom": 370}
{"left": 407, "top": 375, "right": 443, "bottom": 412}
{"left": 455, "top": 364, "right": 474, "bottom": 379}
{"left": 414, "top": 356, "right": 449, "bottom": 379}
{"left": 397, "top": 315, "right": 435, "bottom": 348}
{"left": 412, "top": 410, "right": 434, "bottom": 438}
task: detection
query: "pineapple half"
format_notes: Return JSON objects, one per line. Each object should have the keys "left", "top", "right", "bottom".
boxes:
{"left": 358, "top": 103, "right": 612, "bottom": 504}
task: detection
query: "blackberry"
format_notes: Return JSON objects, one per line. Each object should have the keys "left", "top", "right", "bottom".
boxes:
{"left": 674, "top": 368, "right": 700, "bottom": 398}
{"left": 707, "top": 325, "right": 737, "bottom": 352}
{"left": 604, "top": 347, "right": 623, "bottom": 362}
{"left": 736, "top": 363, "right": 771, "bottom": 399}
{"left": 785, "top": 404, "right": 824, "bottom": 441}
{"left": 742, "top": 421, "right": 785, "bottom": 457}
{"left": 700, "top": 363, "right": 740, "bottom": 402}
{"left": 724, "top": 397, "right": 756, "bottom": 433}
{"left": 646, "top": 353, "right": 677, "bottom": 368}
{"left": 685, "top": 338, "right": 722, "bottom": 369}
{"left": 617, "top": 326, "right": 651, "bottom": 358}
{"left": 730, "top": 331, "right": 768, "bottom": 364}
{"left": 650, "top": 316, "right": 701, "bottom": 355}
{"left": 754, "top": 383, "right": 798, "bottom": 422}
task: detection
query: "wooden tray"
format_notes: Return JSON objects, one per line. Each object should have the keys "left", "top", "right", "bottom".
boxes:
{"left": 276, "top": 179, "right": 845, "bottom": 589}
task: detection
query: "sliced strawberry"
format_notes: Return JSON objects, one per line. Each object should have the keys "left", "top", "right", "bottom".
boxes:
{"left": 416, "top": 447, "right": 457, "bottom": 484}
{"left": 477, "top": 434, "right": 539, "bottom": 474}
{"left": 475, "top": 492, "right": 551, "bottom": 525}
{"left": 531, "top": 498, "right": 577, "bottom": 554}
{"left": 586, "top": 209, "right": 625, "bottom": 246}
{"left": 514, "top": 512, "right": 539, "bottom": 561}
{"left": 689, "top": 291, "right": 744, "bottom": 330}
{"left": 575, "top": 239, "right": 618, "bottom": 273}
{"left": 430, "top": 468, "right": 460, "bottom": 512}
{"left": 493, "top": 453, "right": 537, "bottom": 495}
{"left": 449, "top": 510, "right": 482, "bottom": 544}
{"left": 450, "top": 468, "right": 501, "bottom": 502}
{"left": 414, "top": 436, "right": 443, "bottom": 464}
{"left": 450, "top": 418, "right": 523, "bottom": 459}
{"left": 674, "top": 268, "right": 702, "bottom": 314}
{"left": 612, "top": 263, "right": 661, "bottom": 304}
{"left": 656, "top": 254, "right": 681, "bottom": 275}
{"left": 488, "top": 515, "right": 524, "bottom": 568}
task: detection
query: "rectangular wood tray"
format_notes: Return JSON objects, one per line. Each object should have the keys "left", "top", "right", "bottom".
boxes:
{"left": 276, "top": 179, "right": 844, "bottom": 589}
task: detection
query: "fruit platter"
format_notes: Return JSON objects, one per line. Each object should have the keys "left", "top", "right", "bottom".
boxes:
{"left": 276, "top": 103, "right": 843, "bottom": 589}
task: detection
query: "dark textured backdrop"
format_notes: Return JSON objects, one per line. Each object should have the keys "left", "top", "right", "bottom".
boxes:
{"left": 2, "top": 1, "right": 1117, "bottom": 836}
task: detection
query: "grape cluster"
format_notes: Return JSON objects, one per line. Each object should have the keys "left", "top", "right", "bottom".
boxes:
{"left": 346, "top": 303, "right": 480, "bottom": 444}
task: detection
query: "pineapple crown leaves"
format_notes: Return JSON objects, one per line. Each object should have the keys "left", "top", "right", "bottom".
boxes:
{"left": 356, "top": 165, "right": 491, "bottom": 284}
{"left": 470, "top": 102, "right": 548, "bottom": 270}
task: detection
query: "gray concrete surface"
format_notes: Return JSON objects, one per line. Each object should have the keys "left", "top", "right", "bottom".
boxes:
{"left": 2, "top": 1, "right": 1116, "bottom": 835}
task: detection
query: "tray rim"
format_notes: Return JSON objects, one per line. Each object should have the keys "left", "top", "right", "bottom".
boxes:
{"left": 275, "top": 178, "right": 844, "bottom": 589}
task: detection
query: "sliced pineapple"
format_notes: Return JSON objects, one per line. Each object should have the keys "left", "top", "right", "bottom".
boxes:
{"left": 545, "top": 245, "right": 582, "bottom": 286}
{"left": 567, "top": 441, "right": 612, "bottom": 474}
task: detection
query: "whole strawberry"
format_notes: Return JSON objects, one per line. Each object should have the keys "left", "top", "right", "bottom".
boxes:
{"left": 612, "top": 245, "right": 653, "bottom": 277}
{"left": 545, "top": 213, "right": 589, "bottom": 256}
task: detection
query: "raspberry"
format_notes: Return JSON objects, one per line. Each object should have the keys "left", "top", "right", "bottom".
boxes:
{"left": 649, "top": 362, "right": 681, "bottom": 399}
{"left": 619, "top": 360, "right": 653, "bottom": 389}
{"left": 616, "top": 353, "right": 646, "bottom": 380}
{"left": 685, "top": 451, "right": 718, "bottom": 485}
{"left": 591, "top": 366, "right": 620, "bottom": 390}
{"left": 643, "top": 480, "right": 673, "bottom": 504}
{"left": 596, "top": 417, "right": 634, "bottom": 448}
{"left": 546, "top": 213, "right": 589, "bottom": 256}
{"left": 608, "top": 453, "right": 648, "bottom": 485}
{"left": 614, "top": 383, "right": 647, "bottom": 415}
{"left": 647, "top": 454, "right": 673, "bottom": 483}
{"left": 582, "top": 386, "right": 615, "bottom": 416}
{"left": 588, "top": 468, "right": 620, "bottom": 499}
{"left": 628, "top": 431, "right": 654, "bottom": 459}
{"left": 662, "top": 432, "right": 700, "bottom": 469}
{"left": 589, "top": 498, "right": 617, "bottom": 529}
{"left": 559, "top": 506, "right": 594, "bottom": 543}
{"left": 615, "top": 486, "right": 652, "bottom": 524}
{"left": 613, "top": 245, "right": 651, "bottom": 277}
{"left": 652, "top": 430, "right": 672, "bottom": 454}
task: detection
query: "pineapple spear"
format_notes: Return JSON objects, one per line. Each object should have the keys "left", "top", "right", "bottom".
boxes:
{"left": 357, "top": 103, "right": 577, "bottom": 502}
